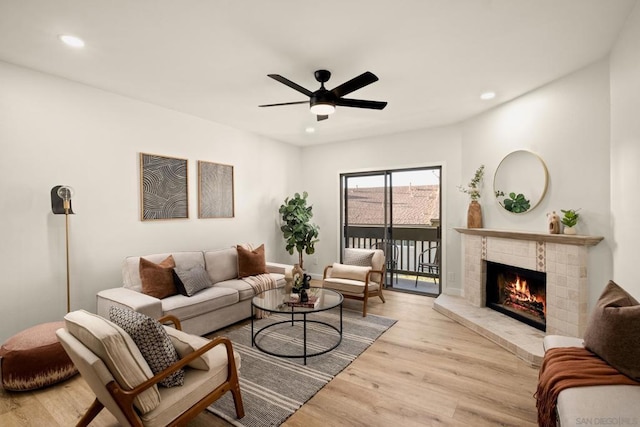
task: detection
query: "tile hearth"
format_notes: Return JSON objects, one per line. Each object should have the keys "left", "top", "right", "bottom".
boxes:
{"left": 434, "top": 294, "right": 544, "bottom": 366}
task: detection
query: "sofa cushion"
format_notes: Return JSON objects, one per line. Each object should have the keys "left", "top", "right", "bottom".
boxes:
{"left": 139, "top": 256, "right": 177, "bottom": 299}
{"left": 172, "top": 266, "right": 212, "bottom": 297}
{"left": 204, "top": 248, "right": 238, "bottom": 284}
{"left": 123, "top": 252, "right": 205, "bottom": 292}
{"left": 237, "top": 244, "right": 268, "bottom": 278}
{"left": 64, "top": 310, "right": 161, "bottom": 414}
{"left": 164, "top": 327, "right": 210, "bottom": 371}
{"left": 583, "top": 280, "right": 640, "bottom": 381}
{"left": 214, "top": 279, "right": 255, "bottom": 301}
{"left": 330, "top": 263, "right": 371, "bottom": 282}
{"left": 109, "top": 307, "right": 183, "bottom": 387}
{"left": 160, "top": 286, "right": 239, "bottom": 321}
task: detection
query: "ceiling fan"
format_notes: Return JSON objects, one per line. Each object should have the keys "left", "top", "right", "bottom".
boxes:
{"left": 259, "top": 70, "right": 387, "bottom": 121}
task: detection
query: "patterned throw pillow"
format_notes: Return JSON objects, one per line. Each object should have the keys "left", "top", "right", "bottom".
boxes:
{"left": 343, "top": 250, "right": 374, "bottom": 267}
{"left": 109, "top": 306, "right": 184, "bottom": 387}
{"left": 173, "top": 266, "right": 212, "bottom": 297}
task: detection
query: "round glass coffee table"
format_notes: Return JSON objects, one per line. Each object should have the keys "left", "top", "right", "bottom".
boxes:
{"left": 251, "top": 287, "right": 343, "bottom": 365}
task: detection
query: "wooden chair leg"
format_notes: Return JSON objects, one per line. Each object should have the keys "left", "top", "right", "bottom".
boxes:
{"left": 379, "top": 289, "right": 386, "bottom": 303}
{"left": 231, "top": 381, "right": 245, "bottom": 418}
{"left": 362, "top": 294, "right": 368, "bottom": 317}
{"left": 77, "top": 398, "right": 104, "bottom": 427}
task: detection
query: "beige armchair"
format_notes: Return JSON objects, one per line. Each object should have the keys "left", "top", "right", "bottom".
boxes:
{"left": 56, "top": 310, "right": 244, "bottom": 427}
{"left": 322, "top": 248, "right": 386, "bottom": 317}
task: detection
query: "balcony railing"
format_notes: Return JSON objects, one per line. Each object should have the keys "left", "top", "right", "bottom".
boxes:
{"left": 344, "top": 225, "right": 440, "bottom": 280}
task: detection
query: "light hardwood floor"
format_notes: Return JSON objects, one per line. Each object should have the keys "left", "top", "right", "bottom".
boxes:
{"left": 0, "top": 290, "right": 540, "bottom": 426}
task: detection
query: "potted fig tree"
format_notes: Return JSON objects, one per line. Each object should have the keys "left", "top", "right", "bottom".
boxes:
{"left": 279, "top": 191, "right": 319, "bottom": 270}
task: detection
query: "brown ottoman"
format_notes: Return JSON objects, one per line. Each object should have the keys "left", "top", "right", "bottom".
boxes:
{"left": 0, "top": 321, "right": 77, "bottom": 391}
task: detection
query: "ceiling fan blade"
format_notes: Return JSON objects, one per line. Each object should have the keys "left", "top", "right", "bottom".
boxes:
{"left": 316, "top": 115, "right": 329, "bottom": 121}
{"left": 259, "top": 101, "right": 308, "bottom": 107}
{"left": 268, "top": 74, "right": 313, "bottom": 97}
{"left": 331, "top": 71, "right": 379, "bottom": 98}
{"left": 336, "top": 98, "right": 388, "bottom": 110}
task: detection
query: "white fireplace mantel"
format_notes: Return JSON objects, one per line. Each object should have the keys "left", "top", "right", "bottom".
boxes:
{"left": 453, "top": 227, "right": 604, "bottom": 246}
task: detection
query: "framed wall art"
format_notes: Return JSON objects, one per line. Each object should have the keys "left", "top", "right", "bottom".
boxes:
{"left": 198, "top": 161, "right": 234, "bottom": 218}
{"left": 140, "top": 153, "right": 188, "bottom": 220}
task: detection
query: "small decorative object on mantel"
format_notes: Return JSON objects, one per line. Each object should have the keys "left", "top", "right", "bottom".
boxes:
{"left": 561, "top": 208, "right": 580, "bottom": 235}
{"left": 547, "top": 211, "right": 561, "bottom": 234}
{"left": 459, "top": 165, "right": 485, "bottom": 228}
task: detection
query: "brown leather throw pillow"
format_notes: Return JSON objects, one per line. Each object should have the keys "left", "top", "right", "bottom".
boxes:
{"left": 237, "top": 244, "right": 268, "bottom": 278}
{"left": 583, "top": 280, "right": 640, "bottom": 381}
{"left": 139, "top": 255, "right": 177, "bottom": 299}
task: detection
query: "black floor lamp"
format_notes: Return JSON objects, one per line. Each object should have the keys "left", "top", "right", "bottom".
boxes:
{"left": 51, "top": 185, "right": 75, "bottom": 313}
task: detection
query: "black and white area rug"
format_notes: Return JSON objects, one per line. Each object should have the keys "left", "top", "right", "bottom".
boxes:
{"left": 207, "top": 309, "right": 397, "bottom": 427}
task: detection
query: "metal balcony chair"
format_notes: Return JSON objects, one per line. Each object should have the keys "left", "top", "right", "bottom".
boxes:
{"left": 415, "top": 245, "right": 440, "bottom": 286}
{"left": 370, "top": 241, "right": 399, "bottom": 284}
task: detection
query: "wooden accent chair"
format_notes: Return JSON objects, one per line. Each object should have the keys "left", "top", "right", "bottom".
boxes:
{"left": 56, "top": 310, "right": 244, "bottom": 427}
{"left": 322, "top": 248, "right": 386, "bottom": 317}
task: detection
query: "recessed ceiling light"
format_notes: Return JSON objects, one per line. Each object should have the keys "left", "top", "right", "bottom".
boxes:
{"left": 59, "top": 34, "right": 85, "bottom": 48}
{"left": 305, "top": 127, "right": 315, "bottom": 134}
{"left": 480, "top": 91, "right": 496, "bottom": 100}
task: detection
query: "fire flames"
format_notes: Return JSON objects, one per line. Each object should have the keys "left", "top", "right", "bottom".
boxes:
{"left": 505, "top": 275, "right": 546, "bottom": 318}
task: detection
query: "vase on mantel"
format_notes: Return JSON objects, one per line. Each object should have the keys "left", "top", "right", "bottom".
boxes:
{"left": 467, "top": 200, "right": 483, "bottom": 228}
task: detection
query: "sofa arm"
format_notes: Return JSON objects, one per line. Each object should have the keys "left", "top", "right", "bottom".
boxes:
{"left": 96, "top": 288, "right": 163, "bottom": 320}
{"left": 265, "top": 262, "right": 292, "bottom": 275}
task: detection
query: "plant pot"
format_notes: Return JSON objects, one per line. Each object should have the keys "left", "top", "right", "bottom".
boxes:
{"left": 563, "top": 226, "right": 576, "bottom": 235}
{"left": 467, "top": 200, "right": 483, "bottom": 228}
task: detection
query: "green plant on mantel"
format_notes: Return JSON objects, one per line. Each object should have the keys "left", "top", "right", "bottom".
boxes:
{"left": 279, "top": 191, "right": 319, "bottom": 269}
{"left": 560, "top": 209, "right": 580, "bottom": 227}
{"left": 459, "top": 165, "right": 485, "bottom": 201}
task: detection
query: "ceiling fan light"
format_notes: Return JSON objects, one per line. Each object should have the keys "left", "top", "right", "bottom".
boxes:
{"left": 310, "top": 103, "right": 335, "bottom": 115}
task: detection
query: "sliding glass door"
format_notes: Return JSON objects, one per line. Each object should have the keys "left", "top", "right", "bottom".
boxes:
{"left": 341, "top": 167, "right": 441, "bottom": 295}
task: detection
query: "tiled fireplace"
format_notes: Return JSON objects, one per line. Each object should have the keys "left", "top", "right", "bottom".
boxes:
{"left": 434, "top": 228, "right": 603, "bottom": 366}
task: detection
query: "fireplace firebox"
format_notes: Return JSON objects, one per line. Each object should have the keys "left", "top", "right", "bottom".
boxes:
{"left": 485, "top": 261, "right": 546, "bottom": 331}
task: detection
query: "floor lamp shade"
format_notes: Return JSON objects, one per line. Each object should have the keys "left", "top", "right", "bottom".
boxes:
{"left": 51, "top": 185, "right": 74, "bottom": 313}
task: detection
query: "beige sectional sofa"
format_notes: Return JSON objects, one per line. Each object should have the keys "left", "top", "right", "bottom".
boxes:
{"left": 97, "top": 247, "right": 289, "bottom": 336}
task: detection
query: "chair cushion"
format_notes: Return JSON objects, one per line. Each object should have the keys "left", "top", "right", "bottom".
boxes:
{"left": 583, "top": 280, "right": 640, "bottom": 380}
{"left": 172, "top": 265, "right": 212, "bottom": 297}
{"left": 64, "top": 310, "right": 161, "bottom": 414}
{"left": 164, "top": 327, "right": 210, "bottom": 371}
{"left": 323, "top": 277, "right": 379, "bottom": 295}
{"left": 237, "top": 244, "right": 268, "bottom": 278}
{"left": 330, "top": 263, "right": 371, "bottom": 282}
{"left": 140, "top": 256, "right": 177, "bottom": 299}
{"left": 109, "top": 307, "right": 183, "bottom": 387}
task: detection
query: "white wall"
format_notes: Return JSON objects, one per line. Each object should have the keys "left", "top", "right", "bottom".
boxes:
{"left": 301, "top": 125, "right": 463, "bottom": 295}
{"left": 0, "top": 61, "right": 300, "bottom": 342}
{"left": 460, "top": 59, "right": 613, "bottom": 309}
{"left": 610, "top": 1, "right": 640, "bottom": 298}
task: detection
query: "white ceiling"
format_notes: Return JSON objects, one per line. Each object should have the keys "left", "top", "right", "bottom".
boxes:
{"left": 0, "top": 1, "right": 635, "bottom": 146}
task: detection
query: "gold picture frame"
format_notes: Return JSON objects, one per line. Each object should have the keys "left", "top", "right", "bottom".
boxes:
{"left": 140, "top": 153, "right": 188, "bottom": 220}
{"left": 198, "top": 161, "right": 234, "bottom": 218}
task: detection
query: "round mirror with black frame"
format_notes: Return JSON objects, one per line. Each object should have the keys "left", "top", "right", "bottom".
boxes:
{"left": 493, "top": 150, "right": 549, "bottom": 214}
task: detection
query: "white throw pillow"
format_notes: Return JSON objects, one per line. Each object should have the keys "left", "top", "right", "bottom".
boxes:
{"left": 330, "top": 263, "right": 372, "bottom": 282}
{"left": 64, "top": 310, "right": 161, "bottom": 414}
{"left": 164, "top": 326, "right": 211, "bottom": 371}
